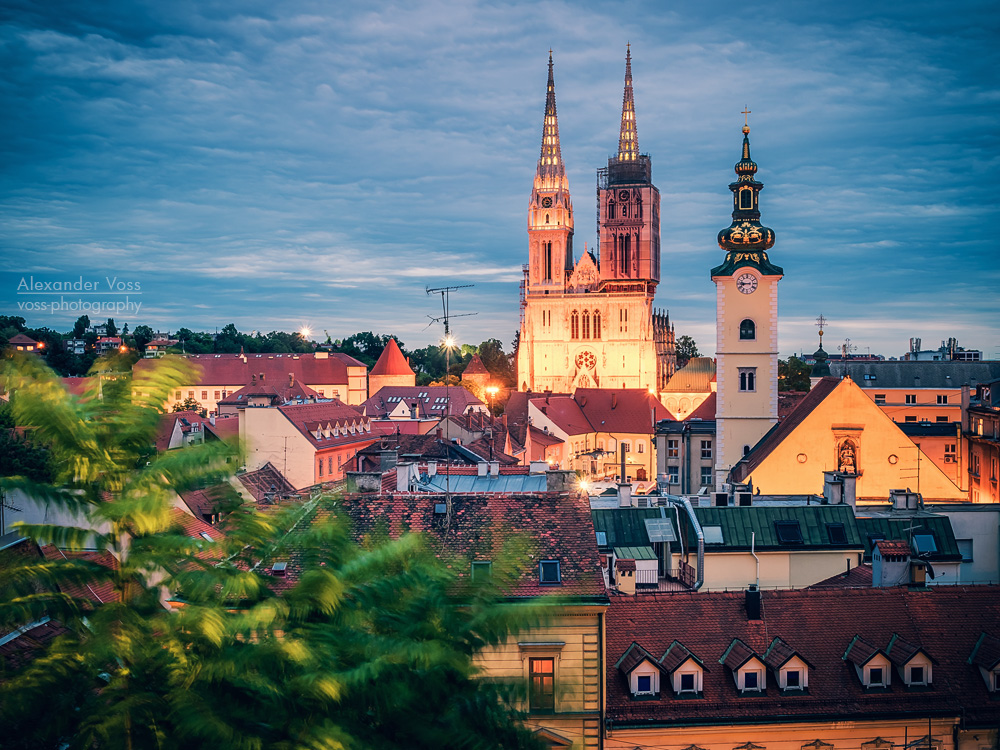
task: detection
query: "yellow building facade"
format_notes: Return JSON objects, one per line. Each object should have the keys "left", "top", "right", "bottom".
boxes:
{"left": 517, "top": 50, "right": 674, "bottom": 396}
{"left": 733, "top": 376, "right": 965, "bottom": 501}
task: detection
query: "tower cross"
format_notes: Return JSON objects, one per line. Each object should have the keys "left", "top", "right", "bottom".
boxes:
{"left": 742, "top": 106, "right": 751, "bottom": 126}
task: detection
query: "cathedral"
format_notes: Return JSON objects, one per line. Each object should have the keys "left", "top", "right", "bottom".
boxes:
{"left": 516, "top": 49, "right": 676, "bottom": 394}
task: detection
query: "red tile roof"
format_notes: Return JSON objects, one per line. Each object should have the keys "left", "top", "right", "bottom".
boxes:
{"left": 204, "top": 416, "right": 240, "bottom": 443}
{"left": 7, "top": 333, "right": 38, "bottom": 345}
{"left": 808, "top": 563, "right": 873, "bottom": 589}
{"left": 218, "top": 378, "right": 321, "bottom": 405}
{"left": 462, "top": 353, "right": 490, "bottom": 377}
{"left": 605, "top": 586, "right": 1000, "bottom": 729}
{"left": 238, "top": 463, "right": 297, "bottom": 502}
{"left": 875, "top": 540, "right": 912, "bottom": 557}
{"left": 0, "top": 619, "right": 70, "bottom": 672}
{"left": 369, "top": 338, "right": 414, "bottom": 377}
{"left": 134, "top": 352, "right": 362, "bottom": 387}
{"left": 39, "top": 545, "right": 119, "bottom": 605}
{"left": 269, "top": 491, "right": 607, "bottom": 600}
{"left": 362, "top": 385, "right": 485, "bottom": 419}
{"left": 731, "top": 377, "right": 840, "bottom": 482}
{"left": 276, "top": 400, "right": 378, "bottom": 449}
{"left": 534, "top": 389, "right": 675, "bottom": 436}
{"left": 685, "top": 392, "right": 716, "bottom": 421}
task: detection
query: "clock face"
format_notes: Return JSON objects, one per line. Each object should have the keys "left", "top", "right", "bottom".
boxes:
{"left": 736, "top": 273, "right": 758, "bottom": 294}
{"left": 541, "top": 196, "right": 553, "bottom": 208}
{"left": 618, "top": 190, "right": 630, "bottom": 201}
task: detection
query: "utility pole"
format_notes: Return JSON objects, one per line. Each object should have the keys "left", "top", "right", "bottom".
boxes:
{"left": 426, "top": 285, "right": 476, "bottom": 530}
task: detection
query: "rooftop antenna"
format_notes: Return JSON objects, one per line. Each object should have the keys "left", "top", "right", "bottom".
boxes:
{"left": 425, "top": 284, "right": 476, "bottom": 530}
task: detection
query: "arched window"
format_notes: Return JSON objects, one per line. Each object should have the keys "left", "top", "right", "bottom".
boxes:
{"left": 608, "top": 201, "right": 616, "bottom": 220}
{"left": 545, "top": 213, "right": 550, "bottom": 224}
{"left": 582, "top": 310, "right": 590, "bottom": 339}
{"left": 740, "top": 319, "right": 756, "bottom": 340}
{"left": 636, "top": 194, "right": 643, "bottom": 218}
{"left": 739, "top": 368, "right": 756, "bottom": 392}
{"left": 543, "top": 242, "right": 553, "bottom": 282}
{"left": 739, "top": 189, "right": 753, "bottom": 210}
{"left": 620, "top": 234, "right": 630, "bottom": 275}
{"left": 622, "top": 203, "right": 629, "bottom": 218}
{"left": 593, "top": 311, "right": 601, "bottom": 340}
{"left": 570, "top": 310, "right": 579, "bottom": 340}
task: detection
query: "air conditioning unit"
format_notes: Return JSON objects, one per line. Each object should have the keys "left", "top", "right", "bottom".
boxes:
{"left": 713, "top": 492, "right": 729, "bottom": 507}
{"left": 943, "top": 456, "right": 956, "bottom": 463}
{"left": 737, "top": 492, "right": 753, "bottom": 507}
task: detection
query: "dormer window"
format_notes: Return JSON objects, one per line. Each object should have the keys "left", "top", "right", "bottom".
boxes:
{"left": 908, "top": 665, "right": 925, "bottom": 685}
{"left": 844, "top": 635, "right": 891, "bottom": 689}
{"left": 887, "top": 633, "right": 933, "bottom": 688}
{"left": 867, "top": 665, "right": 885, "bottom": 687}
{"left": 741, "top": 668, "right": 761, "bottom": 691}
{"left": 679, "top": 672, "right": 695, "bottom": 692}
{"left": 615, "top": 642, "right": 665, "bottom": 700}
{"left": 659, "top": 640, "right": 704, "bottom": 697}
{"left": 784, "top": 669, "right": 800, "bottom": 689}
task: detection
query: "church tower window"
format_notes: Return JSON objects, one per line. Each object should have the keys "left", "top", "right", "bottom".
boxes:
{"left": 739, "top": 368, "right": 757, "bottom": 392}
{"left": 593, "top": 311, "right": 601, "bottom": 340}
{"left": 544, "top": 242, "right": 553, "bottom": 282}
{"left": 620, "top": 234, "right": 630, "bottom": 275}
{"left": 739, "top": 319, "right": 756, "bottom": 340}
{"left": 582, "top": 311, "right": 591, "bottom": 339}
{"left": 739, "top": 188, "right": 753, "bottom": 210}
{"left": 571, "top": 310, "right": 580, "bottom": 340}
{"left": 608, "top": 201, "right": 616, "bottom": 220}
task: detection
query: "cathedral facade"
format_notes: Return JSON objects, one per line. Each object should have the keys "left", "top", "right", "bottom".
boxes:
{"left": 516, "top": 50, "right": 675, "bottom": 394}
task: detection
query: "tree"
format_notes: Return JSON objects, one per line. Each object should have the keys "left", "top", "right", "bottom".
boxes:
{"left": 676, "top": 335, "right": 700, "bottom": 370}
{"left": 478, "top": 338, "right": 515, "bottom": 386}
{"left": 105, "top": 318, "right": 118, "bottom": 337}
{"left": 0, "top": 354, "right": 546, "bottom": 749}
{"left": 72, "top": 315, "right": 91, "bottom": 338}
{"left": 779, "top": 356, "right": 812, "bottom": 391}
{"left": 173, "top": 396, "right": 205, "bottom": 416}
{"left": 131, "top": 325, "right": 154, "bottom": 352}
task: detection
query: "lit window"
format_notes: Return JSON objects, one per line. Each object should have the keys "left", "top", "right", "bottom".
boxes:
{"left": 667, "top": 439, "right": 679, "bottom": 458}
{"left": 539, "top": 560, "right": 561, "bottom": 585}
{"left": 529, "top": 658, "right": 555, "bottom": 711}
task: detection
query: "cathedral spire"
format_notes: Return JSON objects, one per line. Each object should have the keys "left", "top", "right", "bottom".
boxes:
{"left": 617, "top": 44, "right": 639, "bottom": 162}
{"left": 536, "top": 50, "right": 565, "bottom": 182}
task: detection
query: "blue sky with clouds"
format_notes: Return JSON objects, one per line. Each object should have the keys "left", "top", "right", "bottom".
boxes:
{"left": 2, "top": 0, "right": 998, "bottom": 358}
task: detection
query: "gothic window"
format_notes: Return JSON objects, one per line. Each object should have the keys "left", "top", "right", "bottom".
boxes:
{"left": 740, "top": 319, "right": 756, "bottom": 340}
{"left": 740, "top": 188, "right": 753, "bottom": 210}
{"left": 636, "top": 194, "right": 643, "bottom": 218}
{"left": 593, "top": 311, "right": 601, "bottom": 340}
{"left": 621, "top": 234, "right": 630, "bottom": 275}
{"left": 608, "top": 201, "right": 616, "bottom": 220}
{"left": 582, "top": 310, "right": 590, "bottom": 339}
{"left": 543, "top": 242, "right": 552, "bottom": 282}
{"left": 622, "top": 202, "right": 629, "bottom": 218}
{"left": 739, "top": 368, "right": 756, "bottom": 392}
{"left": 571, "top": 310, "right": 579, "bottom": 340}
{"left": 545, "top": 213, "right": 550, "bottom": 224}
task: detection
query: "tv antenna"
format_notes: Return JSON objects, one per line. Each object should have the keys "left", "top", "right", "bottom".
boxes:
{"left": 425, "top": 284, "right": 477, "bottom": 335}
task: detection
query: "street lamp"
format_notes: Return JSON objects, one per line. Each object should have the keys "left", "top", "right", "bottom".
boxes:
{"left": 485, "top": 385, "right": 499, "bottom": 414}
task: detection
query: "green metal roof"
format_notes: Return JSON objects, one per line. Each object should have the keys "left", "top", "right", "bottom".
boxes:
{"left": 591, "top": 507, "right": 667, "bottom": 550}
{"left": 614, "top": 546, "right": 657, "bottom": 561}
{"left": 681, "top": 505, "right": 864, "bottom": 551}
{"left": 855, "top": 516, "right": 961, "bottom": 561}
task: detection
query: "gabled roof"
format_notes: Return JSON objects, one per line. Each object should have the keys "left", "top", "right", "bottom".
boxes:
{"left": 720, "top": 638, "right": 760, "bottom": 671}
{"left": 874, "top": 539, "right": 912, "bottom": 557}
{"left": 615, "top": 641, "right": 664, "bottom": 675}
{"left": 461, "top": 353, "right": 490, "bottom": 377}
{"left": 685, "top": 392, "right": 716, "bottom": 421}
{"left": 574, "top": 388, "right": 673, "bottom": 435}
{"left": 968, "top": 632, "right": 1000, "bottom": 670}
{"left": 808, "top": 563, "right": 873, "bottom": 589}
{"left": 886, "top": 633, "right": 933, "bottom": 666}
{"left": 842, "top": 635, "right": 884, "bottom": 667}
{"left": 369, "top": 338, "right": 414, "bottom": 377}
{"left": 659, "top": 640, "right": 704, "bottom": 672}
{"left": 39, "top": 545, "right": 119, "bottom": 605}
{"left": 238, "top": 462, "right": 297, "bottom": 502}
{"left": 732, "top": 377, "right": 840, "bottom": 481}
{"left": 763, "top": 636, "right": 814, "bottom": 670}
{"left": 7, "top": 333, "right": 38, "bottom": 345}
{"left": 218, "top": 378, "right": 320, "bottom": 405}
{"left": 276, "top": 400, "right": 379, "bottom": 450}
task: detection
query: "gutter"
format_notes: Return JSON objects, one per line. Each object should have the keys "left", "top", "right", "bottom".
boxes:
{"left": 668, "top": 494, "right": 704, "bottom": 590}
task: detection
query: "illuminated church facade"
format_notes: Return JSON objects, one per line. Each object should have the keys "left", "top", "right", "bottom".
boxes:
{"left": 516, "top": 50, "right": 676, "bottom": 394}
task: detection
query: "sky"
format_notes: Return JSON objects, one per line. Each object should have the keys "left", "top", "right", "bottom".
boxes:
{"left": 1, "top": 0, "right": 998, "bottom": 359}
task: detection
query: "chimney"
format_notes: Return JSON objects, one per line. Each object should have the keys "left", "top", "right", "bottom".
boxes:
{"left": 380, "top": 450, "right": 398, "bottom": 473}
{"left": 435, "top": 427, "right": 443, "bottom": 439}
{"left": 427, "top": 460, "right": 437, "bottom": 476}
{"left": 873, "top": 540, "right": 912, "bottom": 587}
{"left": 488, "top": 461, "right": 500, "bottom": 477}
{"left": 615, "top": 558, "right": 636, "bottom": 596}
{"left": 736, "top": 491, "right": 752, "bottom": 507}
{"left": 745, "top": 584, "right": 761, "bottom": 620}
{"left": 413, "top": 400, "right": 420, "bottom": 419}
{"left": 289, "top": 372, "right": 295, "bottom": 387}
{"left": 529, "top": 460, "right": 548, "bottom": 474}
{"left": 477, "top": 462, "right": 488, "bottom": 476}
{"left": 260, "top": 372, "right": 265, "bottom": 383}
{"left": 617, "top": 482, "right": 633, "bottom": 507}
{"left": 890, "top": 489, "right": 921, "bottom": 511}
{"left": 396, "top": 462, "right": 414, "bottom": 493}
{"left": 467, "top": 412, "right": 472, "bottom": 429}
{"left": 823, "top": 471, "right": 843, "bottom": 504}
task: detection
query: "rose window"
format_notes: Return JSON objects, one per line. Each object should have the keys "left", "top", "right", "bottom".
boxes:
{"left": 575, "top": 351, "right": 597, "bottom": 370}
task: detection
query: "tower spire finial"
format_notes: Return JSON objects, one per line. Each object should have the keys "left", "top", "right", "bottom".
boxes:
{"left": 617, "top": 45, "right": 639, "bottom": 162}
{"left": 536, "top": 50, "right": 564, "bottom": 182}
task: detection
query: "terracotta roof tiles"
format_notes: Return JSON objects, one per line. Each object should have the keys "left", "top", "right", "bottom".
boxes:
{"left": 369, "top": 338, "right": 414, "bottom": 377}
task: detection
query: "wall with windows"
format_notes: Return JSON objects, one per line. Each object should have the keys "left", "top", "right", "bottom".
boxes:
{"left": 474, "top": 607, "right": 604, "bottom": 749}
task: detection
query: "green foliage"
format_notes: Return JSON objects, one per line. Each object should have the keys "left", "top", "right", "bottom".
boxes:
{"left": 779, "top": 356, "right": 812, "bottom": 391}
{"left": 676, "top": 335, "right": 700, "bottom": 369}
{"left": 72, "top": 315, "right": 91, "bottom": 338}
{"left": 173, "top": 396, "right": 206, "bottom": 416}
{"left": 0, "top": 356, "right": 548, "bottom": 750}
{"left": 104, "top": 318, "right": 118, "bottom": 337}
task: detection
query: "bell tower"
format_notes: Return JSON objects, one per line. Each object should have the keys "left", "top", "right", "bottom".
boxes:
{"left": 527, "top": 51, "right": 574, "bottom": 292}
{"left": 712, "top": 113, "right": 783, "bottom": 486}
{"left": 598, "top": 45, "right": 660, "bottom": 289}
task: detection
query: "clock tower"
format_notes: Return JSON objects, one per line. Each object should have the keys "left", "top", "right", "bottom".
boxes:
{"left": 712, "top": 117, "right": 783, "bottom": 487}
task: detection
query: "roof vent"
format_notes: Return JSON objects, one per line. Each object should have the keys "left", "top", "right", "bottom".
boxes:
{"left": 737, "top": 492, "right": 752, "bottom": 507}
{"left": 434, "top": 502, "right": 447, "bottom": 515}
{"left": 271, "top": 562, "right": 288, "bottom": 577}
